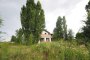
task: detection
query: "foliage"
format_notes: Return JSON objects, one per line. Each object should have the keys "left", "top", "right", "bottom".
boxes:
{"left": 27, "top": 33, "right": 34, "bottom": 45}
{"left": 0, "top": 18, "right": 3, "bottom": 27}
{"left": 33, "top": 1, "right": 45, "bottom": 43}
{"left": 85, "top": 1, "right": 90, "bottom": 12}
{"left": 67, "top": 29, "right": 74, "bottom": 40}
{"left": 63, "top": 16, "right": 68, "bottom": 40}
{"left": 82, "top": 1, "right": 90, "bottom": 42}
{"left": 20, "top": 0, "right": 45, "bottom": 45}
{"left": 53, "top": 16, "right": 63, "bottom": 40}
{"left": 15, "top": 28, "right": 23, "bottom": 44}
{"left": 0, "top": 18, "right": 3, "bottom": 39}
{"left": 76, "top": 32, "right": 85, "bottom": 44}
{"left": 53, "top": 16, "right": 67, "bottom": 40}
{"left": 76, "top": 32, "right": 84, "bottom": 39}
{"left": 11, "top": 28, "right": 23, "bottom": 44}
{"left": 11, "top": 35, "right": 17, "bottom": 42}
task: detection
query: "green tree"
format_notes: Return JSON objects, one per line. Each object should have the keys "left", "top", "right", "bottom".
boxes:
{"left": 85, "top": 1, "right": 90, "bottom": 12}
{"left": 53, "top": 16, "right": 63, "bottom": 40}
{"left": 28, "top": 33, "right": 34, "bottom": 45}
{"left": 15, "top": 28, "right": 23, "bottom": 44}
{"left": 63, "top": 16, "right": 67, "bottom": 40}
{"left": 20, "top": 0, "right": 45, "bottom": 45}
{"left": 76, "top": 32, "right": 84, "bottom": 39}
{"left": 0, "top": 18, "right": 3, "bottom": 27}
{"left": 67, "top": 29, "right": 74, "bottom": 40}
{"left": 11, "top": 35, "right": 17, "bottom": 42}
{"left": 20, "top": 0, "right": 35, "bottom": 45}
{"left": 34, "top": 1, "right": 45, "bottom": 43}
{"left": 11, "top": 28, "right": 23, "bottom": 44}
{"left": 0, "top": 18, "right": 3, "bottom": 39}
{"left": 0, "top": 18, "right": 3, "bottom": 34}
{"left": 76, "top": 32, "right": 85, "bottom": 44}
{"left": 83, "top": 1, "right": 90, "bottom": 42}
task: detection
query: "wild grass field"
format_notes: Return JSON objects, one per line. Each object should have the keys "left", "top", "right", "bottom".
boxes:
{"left": 0, "top": 40, "right": 90, "bottom": 60}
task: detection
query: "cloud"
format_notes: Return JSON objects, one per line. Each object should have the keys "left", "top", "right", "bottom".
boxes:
{"left": 43, "top": 0, "right": 88, "bottom": 34}
{"left": 40, "top": 0, "right": 82, "bottom": 13}
{"left": 0, "top": 0, "right": 26, "bottom": 39}
{"left": 66, "top": 0, "right": 88, "bottom": 34}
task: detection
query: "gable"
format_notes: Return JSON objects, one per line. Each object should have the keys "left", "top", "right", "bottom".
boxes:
{"left": 42, "top": 31, "right": 49, "bottom": 35}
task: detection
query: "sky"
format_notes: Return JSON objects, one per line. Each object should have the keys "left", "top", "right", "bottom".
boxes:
{"left": 0, "top": 0, "right": 89, "bottom": 41}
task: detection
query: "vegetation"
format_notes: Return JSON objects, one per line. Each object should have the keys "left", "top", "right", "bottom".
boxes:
{"left": 0, "top": 18, "right": 3, "bottom": 28}
{"left": 63, "top": 16, "right": 68, "bottom": 40}
{"left": 53, "top": 16, "right": 74, "bottom": 41}
{"left": 0, "top": 18, "right": 3, "bottom": 38}
{"left": 1, "top": 0, "right": 90, "bottom": 60}
{"left": 11, "top": 28, "right": 23, "bottom": 44}
{"left": 0, "top": 40, "right": 89, "bottom": 60}
{"left": 53, "top": 16, "right": 63, "bottom": 39}
{"left": 53, "top": 16, "right": 68, "bottom": 40}
{"left": 75, "top": 1, "right": 90, "bottom": 44}
{"left": 82, "top": 1, "right": 90, "bottom": 42}
{"left": 20, "top": 0, "right": 45, "bottom": 45}
{"left": 76, "top": 32, "right": 85, "bottom": 44}
{"left": 11, "top": 0, "right": 45, "bottom": 45}
{"left": 11, "top": 35, "right": 17, "bottom": 42}
{"left": 0, "top": 18, "right": 2, "bottom": 35}
{"left": 67, "top": 29, "right": 74, "bottom": 40}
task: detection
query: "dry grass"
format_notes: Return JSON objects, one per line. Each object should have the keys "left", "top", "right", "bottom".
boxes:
{"left": 0, "top": 40, "right": 89, "bottom": 60}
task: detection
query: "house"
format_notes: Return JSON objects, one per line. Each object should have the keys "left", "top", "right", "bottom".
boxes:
{"left": 39, "top": 30, "right": 52, "bottom": 43}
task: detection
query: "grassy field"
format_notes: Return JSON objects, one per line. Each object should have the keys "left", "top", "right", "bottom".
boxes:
{"left": 0, "top": 40, "right": 90, "bottom": 60}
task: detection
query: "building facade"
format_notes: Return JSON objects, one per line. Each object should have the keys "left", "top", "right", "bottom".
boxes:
{"left": 39, "top": 30, "right": 52, "bottom": 43}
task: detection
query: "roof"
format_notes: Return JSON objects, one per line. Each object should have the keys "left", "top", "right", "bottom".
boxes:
{"left": 43, "top": 29, "right": 51, "bottom": 35}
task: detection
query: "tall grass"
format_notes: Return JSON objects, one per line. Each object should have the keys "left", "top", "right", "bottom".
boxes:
{"left": 0, "top": 40, "right": 89, "bottom": 60}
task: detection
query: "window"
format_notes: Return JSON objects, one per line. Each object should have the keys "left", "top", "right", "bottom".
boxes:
{"left": 40, "top": 38, "right": 44, "bottom": 42}
{"left": 46, "top": 38, "right": 49, "bottom": 42}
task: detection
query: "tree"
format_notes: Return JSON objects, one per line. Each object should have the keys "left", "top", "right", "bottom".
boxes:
{"left": 20, "top": 0, "right": 45, "bottom": 45}
{"left": 0, "top": 18, "right": 2, "bottom": 35}
{"left": 82, "top": 1, "right": 90, "bottom": 42}
{"left": 11, "top": 35, "right": 17, "bottom": 42}
{"left": 62, "top": 16, "right": 67, "bottom": 40}
{"left": 53, "top": 16, "right": 68, "bottom": 40}
{"left": 85, "top": 1, "right": 90, "bottom": 12}
{"left": 20, "top": 0, "right": 35, "bottom": 45}
{"left": 0, "top": 18, "right": 3, "bottom": 39}
{"left": 0, "top": 18, "right": 3, "bottom": 27}
{"left": 28, "top": 33, "right": 34, "bottom": 45}
{"left": 67, "top": 29, "right": 74, "bottom": 40}
{"left": 76, "top": 32, "right": 85, "bottom": 44}
{"left": 76, "top": 32, "right": 84, "bottom": 39}
{"left": 33, "top": 1, "right": 45, "bottom": 43}
{"left": 53, "top": 16, "right": 63, "bottom": 40}
{"left": 11, "top": 28, "right": 23, "bottom": 44}
{"left": 15, "top": 28, "right": 23, "bottom": 44}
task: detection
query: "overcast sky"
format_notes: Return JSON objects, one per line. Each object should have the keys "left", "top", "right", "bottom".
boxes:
{"left": 0, "top": 0, "right": 89, "bottom": 41}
